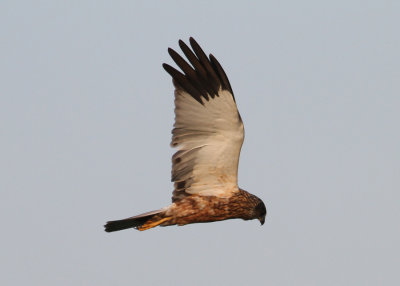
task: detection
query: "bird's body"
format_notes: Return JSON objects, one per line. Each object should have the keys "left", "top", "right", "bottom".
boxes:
{"left": 105, "top": 189, "right": 265, "bottom": 231}
{"left": 104, "top": 38, "right": 266, "bottom": 232}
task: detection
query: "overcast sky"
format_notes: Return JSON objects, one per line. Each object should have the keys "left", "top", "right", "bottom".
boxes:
{"left": 1, "top": 1, "right": 399, "bottom": 285}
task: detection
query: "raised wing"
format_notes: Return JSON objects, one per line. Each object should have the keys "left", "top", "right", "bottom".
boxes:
{"left": 163, "top": 38, "right": 244, "bottom": 201}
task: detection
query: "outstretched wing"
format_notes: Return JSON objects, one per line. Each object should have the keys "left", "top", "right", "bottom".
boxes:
{"left": 163, "top": 38, "right": 244, "bottom": 201}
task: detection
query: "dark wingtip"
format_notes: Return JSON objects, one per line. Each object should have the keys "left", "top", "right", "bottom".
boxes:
{"left": 189, "top": 36, "right": 197, "bottom": 45}
{"left": 162, "top": 63, "right": 169, "bottom": 70}
{"left": 164, "top": 37, "right": 234, "bottom": 103}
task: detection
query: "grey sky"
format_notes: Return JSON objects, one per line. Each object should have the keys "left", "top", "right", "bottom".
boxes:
{"left": 1, "top": 1, "right": 399, "bottom": 285}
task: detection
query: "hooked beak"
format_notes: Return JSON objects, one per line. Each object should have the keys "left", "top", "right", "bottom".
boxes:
{"left": 259, "top": 216, "right": 265, "bottom": 225}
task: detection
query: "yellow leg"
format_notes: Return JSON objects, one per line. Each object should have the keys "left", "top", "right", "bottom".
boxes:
{"left": 137, "top": 217, "right": 172, "bottom": 231}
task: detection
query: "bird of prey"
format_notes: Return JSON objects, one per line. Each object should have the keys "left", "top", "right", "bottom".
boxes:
{"left": 104, "top": 38, "right": 266, "bottom": 232}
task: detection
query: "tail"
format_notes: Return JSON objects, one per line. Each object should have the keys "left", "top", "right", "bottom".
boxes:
{"left": 104, "top": 209, "right": 171, "bottom": 232}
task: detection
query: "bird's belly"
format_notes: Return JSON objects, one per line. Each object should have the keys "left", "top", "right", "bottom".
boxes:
{"left": 162, "top": 195, "right": 241, "bottom": 226}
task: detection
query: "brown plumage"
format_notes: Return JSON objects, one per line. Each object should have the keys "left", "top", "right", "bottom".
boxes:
{"left": 104, "top": 38, "right": 266, "bottom": 232}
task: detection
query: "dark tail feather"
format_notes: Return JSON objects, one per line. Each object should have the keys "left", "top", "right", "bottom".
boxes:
{"left": 104, "top": 210, "right": 163, "bottom": 232}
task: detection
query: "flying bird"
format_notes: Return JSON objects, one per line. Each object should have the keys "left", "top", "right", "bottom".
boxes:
{"left": 104, "top": 38, "right": 266, "bottom": 232}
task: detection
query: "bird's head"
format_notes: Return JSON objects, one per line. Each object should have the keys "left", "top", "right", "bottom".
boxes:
{"left": 254, "top": 200, "right": 267, "bottom": 225}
